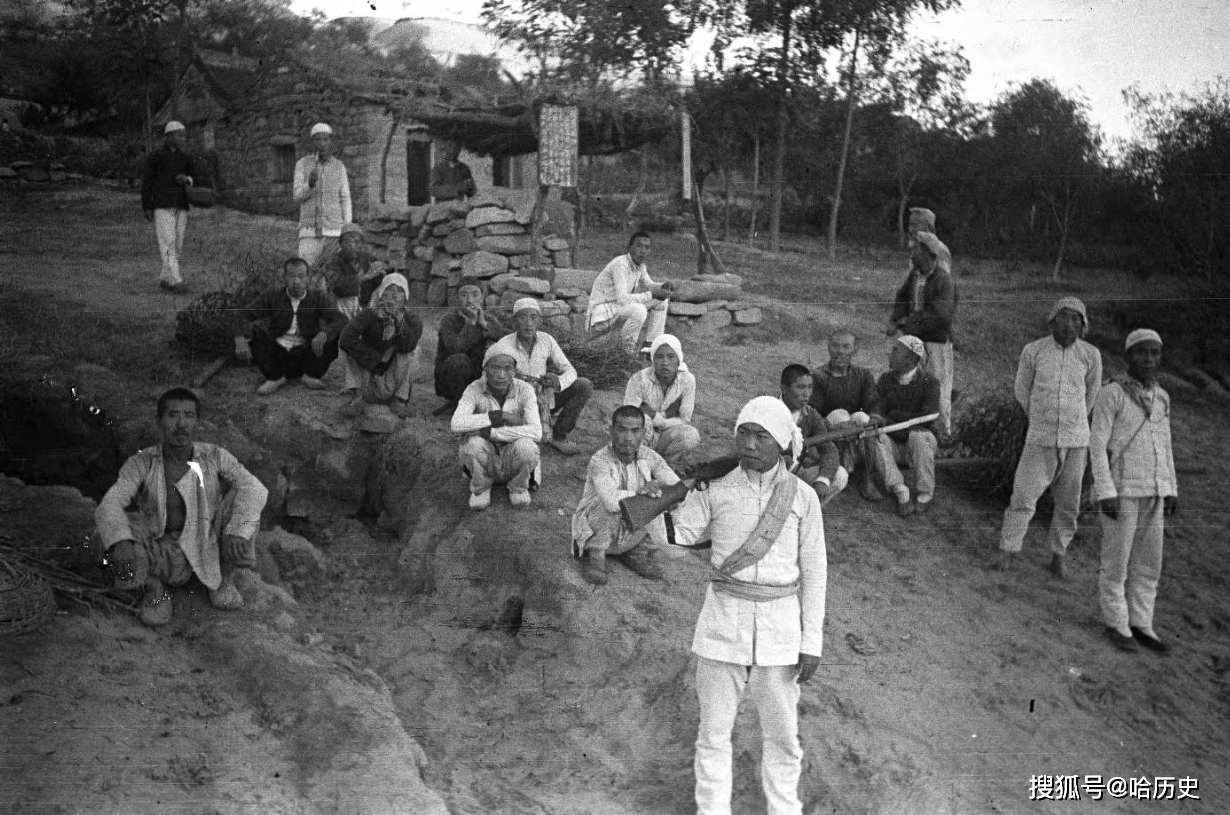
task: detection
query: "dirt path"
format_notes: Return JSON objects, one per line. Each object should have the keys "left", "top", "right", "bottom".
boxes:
{"left": 2, "top": 182, "right": 1228, "bottom": 814}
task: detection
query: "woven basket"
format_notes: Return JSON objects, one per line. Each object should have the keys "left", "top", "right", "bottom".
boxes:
{"left": 0, "top": 556, "right": 56, "bottom": 636}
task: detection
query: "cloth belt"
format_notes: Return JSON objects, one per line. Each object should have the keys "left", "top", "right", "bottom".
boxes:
{"left": 707, "top": 465, "right": 799, "bottom": 603}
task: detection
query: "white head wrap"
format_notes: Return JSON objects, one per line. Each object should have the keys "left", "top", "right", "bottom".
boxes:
{"left": 513, "top": 297, "right": 540, "bottom": 315}
{"left": 483, "top": 345, "right": 517, "bottom": 366}
{"left": 915, "top": 231, "right": 952, "bottom": 274}
{"left": 649, "top": 334, "right": 689, "bottom": 372}
{"left": 310, "top": 122, "right": 333, "bottom": 137}
{"left": 164, "top": 121, "right": 185, "bottom": 134}
{"left": 1125, "top": 328, "right": 1162, "bottom": 351}
{"left": 371, "top": 273, "right": 409, "bottom": 303}
{"left": 897, "top": 334, "right": 926, "bottom": 362}
{"left": 735, "top": 396, "right": 803, "bottom": 461}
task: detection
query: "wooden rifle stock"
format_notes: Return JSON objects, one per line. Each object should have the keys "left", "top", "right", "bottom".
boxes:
{"left": 619, "top": 456, "right": 739, "bottom": 532}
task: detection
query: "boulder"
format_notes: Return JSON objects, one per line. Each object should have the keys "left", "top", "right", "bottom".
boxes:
{"left": 672, "top": 280, "right": 742, "bottom": 304}
{"left": 697, "top": 309, "right": 733, "bottom": 331}
{"left": 443, "top": 229, "right": 477, "bottom": 254}
{"left": 426, "top": 202, "right": 452, "bottom": 224}
{"left": 406, "top": 259, "right": 431, "bottom": 282}
{"left": 386, "top": 236, "right": 408, "bottom": 252}
{"left": 430, "top": 254, "right": 451, "bottom": 278}
{"left": 475, "top": 223, "right": 525, "bottom": 238}
{"left": 543, "top": 237, "right": 570, "bottom": 252}
{"left": 704, "top": 300, "right": 731, "bottom": 311}
{"left": 506, "top": 276, "right": 551, "bottom": 295}
{"left": 554, "top": 267, "right": 601, "bottom": 292}
{"left": 467, "top": 192, "right": 504, "bottom": 209}
{"left": 408, "top": 280, "right": 428, "bottom": 304}
{"left": 487, "top": 272, "right": 516, "bottom": 294}
{"left": 555, "top": 287, "right": 586, "bottom": 299}
{"left": 545, "top": 315, "right": 573, "bottom": 336}
{"left": 539, "top": 300, "right": 570, "bottom": 318}
{"left": 461, "top": 251, "right": 509, "bottom": 279}
{"left": 17, "top": 167, "right": 50, "bottom": 182}
{"left": 412, "top": 245, "right": 434, "bottom": 262}
{"left": 476, "top": 234, "right": 533, "bottom": 255}
{"left": 465, "top": 207, "right": 518, "bottom": 229}
{"left": 499, "top": 290, "right": 530, "bottom": 309}
{"left": 731, "top": 307, "right": 763, "bottom": 326}
{"left": 694, "top": 272, "right": 744, "bottom": 287}
{"left": 669, "top": 301, "right": 708, "bottom": 317}
{"left": 407, "top": 204, "right": 431, "bottom": 229}
{"left": 431, "top": 222, "right": 452, "bottom": 237}
{"left": 261, "top": 527, "right": 327, "bottom": 585}
{"left": 551, "top": 250, "right": 573, "bottom": 268}
{"left": 427, "top": 278, "right": 448, "bottom": 307}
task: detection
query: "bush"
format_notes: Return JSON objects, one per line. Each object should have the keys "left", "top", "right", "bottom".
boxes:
{"left": 947, "top": 387, "right": 1028, "bottom": 501}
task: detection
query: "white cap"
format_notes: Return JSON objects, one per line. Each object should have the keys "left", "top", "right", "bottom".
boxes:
{"left": 310, "top": 122, "right": 333, "bottom": 137}
{"left": 164, "top": 121, "right": 186, "bottom": 134}
{"left": 513, "top": 297, "right": 541, "bottom": 315}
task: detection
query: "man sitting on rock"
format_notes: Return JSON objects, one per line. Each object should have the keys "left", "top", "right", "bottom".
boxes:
{"left": 451, "top": 347, "right": 543, "bottom": 510}
{"left": 622, "top": 334, "right": 701, "bottom": 473}
{"left": 339, "top": 273, "right": 422, "bottom": 420}
{"left": 587, "top": 231, "right": 675, "bottom": 355}
{"left": 810, "top": 329, "right": 884, "bottom": 500}
{"left": 95, "top": 388, "right": 268, "bottom": 626}
{"left": 233, "top": 256, "right": 344, "bottom": 396}
{"left": 871, "top": 335, "right": 941, "bottom": 517}
{"left": 488, "top": 297, "right": 593, "bottom": 456}
{"left": 780, "top": 364, "right": 846, "bottom": 504}
{"left": 572, "top": 405, "right": 680, "bottom": 586}
{"left": 321, "top": 222, "right": 387, "bottom": 314}
{"left": 434, "top": 277, "right": 508, "bottom": 415}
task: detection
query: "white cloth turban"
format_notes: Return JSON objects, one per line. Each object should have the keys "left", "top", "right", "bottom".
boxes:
{"left": 735, "top": 396, "right": 803, "bottom": 460}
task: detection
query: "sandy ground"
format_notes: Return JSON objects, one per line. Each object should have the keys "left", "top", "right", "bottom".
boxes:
{"left": 1, "top": 182, "right": 1228, "bottom": 814}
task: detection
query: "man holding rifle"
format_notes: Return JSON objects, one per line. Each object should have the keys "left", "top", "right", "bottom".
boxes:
{"left": 668, "top": 396, "right": 825, "bottom": 815}
{"left": 571, "top": 406, "right": 680, "bottom": 586}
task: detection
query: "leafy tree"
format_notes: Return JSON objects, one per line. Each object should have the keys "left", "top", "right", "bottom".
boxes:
{"left": 1126, "top": 80, "right": 1230, "bottom": 283}
{"left": 480, "top": 0, "right": 702, "bottom": 82}
{"left": 991, "top": 79, "right": 1100, "bottom": 279}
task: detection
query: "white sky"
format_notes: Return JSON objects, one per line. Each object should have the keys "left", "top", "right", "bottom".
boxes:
{"left": 292, "top": 0, "right": 1230, "bottom": 144}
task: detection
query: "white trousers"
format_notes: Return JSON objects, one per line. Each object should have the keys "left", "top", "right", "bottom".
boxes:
{"left": 459, "top": 436, "right": 540, "bottom": 494}
{"left": 1000, "top": 445, "right": 1087, "bottom": 554}
{"left": 924, "top": 341, "right": 953, "bottom": 435}
{"left": 695, "top": 657, "right": 803, "bottom": 815}
{"left": 871, "top": 430, "right": 937, "bottom": 499}
{"left": 592, "top": 301, "right": 668, "bottom": 353}
{"left": 154, "top": 208, "right": 188, "bottom": 285}
{"left": 345, "top": 353, "right": 413, "bottom": 403}
{"left": 1099, "top": 496, "right": 1165, "bottom": 631}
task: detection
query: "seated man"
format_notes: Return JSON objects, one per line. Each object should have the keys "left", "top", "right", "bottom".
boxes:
{"left": 572, "top": 405, "right": 681, "bottom": 586}
{"left": 871, "top": 335, "right": 941, "bottom": 517}
{"left": 434, "top": 277, "right": 508, "bottom": 413}
{"left": 321, "top": 222, "right": 387, "bottom": 317}
{"left": 586, "top": 231, "right": 674, "bottom": 355}
{"left": 451, "top": 347, "right": 542, "bottom": 510}
{"left": 338, "top": 273, "right": 422, "bottom": 419}
{"left": 780, "top": 364, "right": 846, "bottom": 504}
{"left": 95, "top": 388, "right": 268, "bottom": 626}
{"left": 622, "top": 334, "right": 700, "bottom": 473}
{"left": 233, "top": 256, "right": 344, "bottom": 396}
{"left": 487, "top": 297, "right": 593, "bottom": 456}
{"left": 810, "top": 329, "right": 884, "bottom": 500}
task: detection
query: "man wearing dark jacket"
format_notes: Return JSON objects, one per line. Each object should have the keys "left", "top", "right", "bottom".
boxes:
{"left": 889, "top": 230, "right": 957, "bottom": 435}
{"left": 871, "top": 335, "right": 941, "bottom": 517}
{"left": 141, "top": 121, "right": 199, "bottom": 294}
{"left": 233, "top": 257, "right": 344, "bottom": 395}
{"left": 434, "top": 277, "right": 507, "bottom": 412}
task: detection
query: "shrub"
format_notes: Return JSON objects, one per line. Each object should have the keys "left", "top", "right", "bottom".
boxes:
{"left": 947, "top": 387, "right": 1028, "bottom": 501}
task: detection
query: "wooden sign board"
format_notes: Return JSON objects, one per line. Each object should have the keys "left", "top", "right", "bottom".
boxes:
{"left": 538, "top": 104, "right": 578, "bottom": 187}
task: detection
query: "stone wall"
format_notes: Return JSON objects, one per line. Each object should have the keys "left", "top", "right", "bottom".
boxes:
{"left": 362, "top": 190, "right": 589, "bottom": 335}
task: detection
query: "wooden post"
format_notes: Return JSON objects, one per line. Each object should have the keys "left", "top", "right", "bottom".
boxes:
{"left": 529, "top": 183, "right": 550, "bottom": 274}
{"left": 681, "top": 112, "right": 692, "bottom": 201}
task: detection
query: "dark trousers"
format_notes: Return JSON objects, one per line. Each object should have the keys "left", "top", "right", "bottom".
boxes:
{"left": 551, "top": 377, "right": 593, "bottom": 441}
{"left": 435, "top": 352, "right": 482, "bottom": 402}
{"left": 250, "top": 326, "right": 339, "bottom": 382}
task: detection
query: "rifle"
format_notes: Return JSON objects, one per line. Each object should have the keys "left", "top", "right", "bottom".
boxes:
{"left": 618, "top": 412, "right": 939, "bottom": 532}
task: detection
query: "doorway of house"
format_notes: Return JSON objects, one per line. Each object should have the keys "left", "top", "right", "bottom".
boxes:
{"left": 407, "top": 139, "right": 431, "bottom": 206}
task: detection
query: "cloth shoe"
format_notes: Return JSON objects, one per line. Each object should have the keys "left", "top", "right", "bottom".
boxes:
{"left": 209, "top": 579, "right": 244, "bottom": 611}
{"left": 137, "top": 583, "right": 173, "bottom": 627}
{"left": 469, "top": 489, "right": 492, "bottom": 511}
{"left": 300, "top": 375, "right": 327, "bottom": 390}
{"left": 619, "top": 544, "right": 664, "bottom": 580}
{"left": 256, "top": 377, "right": 286, "bottom": 396}
{"left": 509, "top": 489, "right": 532, "bottom": 508}
{"left": 895, "top": 499, "right": 915, "bottom": 517}
{"left": 548, "top": 438, "right": 581, "bottom": 456}
{"left": 582, "top": 549, "right": 608, "bottom": 586}
{"left": 1130, "top": 627, "right": 1171, "bottom": 653}
{"left": 1105, "top": 627, "right": 1139, "bottom": 652}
